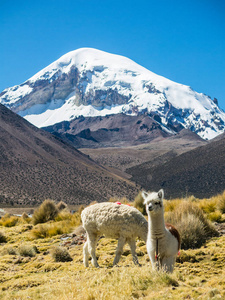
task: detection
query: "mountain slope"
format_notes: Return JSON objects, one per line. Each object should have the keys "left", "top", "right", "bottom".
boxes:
{"left": 81, "top": 128, "right": 207, "bottom": 173}
{"left": 1, "top": 48, "right": 224, "bottom": 140}
{"left": 127, "top": 136, "right": 225, "bottom": 198}
{"left": 43, "top": 113, "right": 173, "bottom": 148}
{"left": 0, "top": 104, "right": 137, "bottom": 206}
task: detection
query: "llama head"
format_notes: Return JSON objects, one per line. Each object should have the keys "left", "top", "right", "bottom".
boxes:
{"left": 142, "top": 189, "right": 164, "bottom": 214}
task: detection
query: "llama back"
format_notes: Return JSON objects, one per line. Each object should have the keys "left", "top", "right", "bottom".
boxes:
{"left": 81, "top": 202, "right": 148, "bottom": 241}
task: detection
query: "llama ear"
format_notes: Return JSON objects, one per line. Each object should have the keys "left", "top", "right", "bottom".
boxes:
{"left": 158, "top": 189, "right": 164, "bottom": 199}
{"left": 142, "top": 191, "right": 148, "bottom": 203}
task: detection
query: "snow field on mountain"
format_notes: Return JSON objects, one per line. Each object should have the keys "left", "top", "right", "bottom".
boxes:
{"left": 1, "top": 48, "right": 225, "bottom": 139}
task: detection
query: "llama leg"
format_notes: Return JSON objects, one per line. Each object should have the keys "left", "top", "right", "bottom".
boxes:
{"left": 83, "top": 240, "right": 89, "bottom": 267}
{"left": 127, "top": 239, "right": 140, "bottom": 266}
{"left": 113, "top": 237, "right": 126, "bottom": 266}
{"left": 147, "top": 244, "right": 157, "bottom": 270}
{"left": 161, "top": 256, "right": 176, "bottom": 273}
{"left": 87, "top": 233, "right": 99, "bottom": 268}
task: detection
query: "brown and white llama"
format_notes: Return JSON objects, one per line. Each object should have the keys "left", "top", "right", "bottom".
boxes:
{"left": 142, "top": 189, "right": 180, "bottom": 273}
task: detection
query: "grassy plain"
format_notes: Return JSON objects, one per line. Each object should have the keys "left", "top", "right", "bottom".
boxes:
{"left": 0, "top": 195, "right": 225, "bottom": 300}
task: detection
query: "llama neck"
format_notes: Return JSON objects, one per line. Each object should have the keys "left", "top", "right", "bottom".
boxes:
{"left": 140, "top": 221, "right": 148, "bottom": 243}
{"left": 148, "top": 210, "right": 166, "bottom": 238}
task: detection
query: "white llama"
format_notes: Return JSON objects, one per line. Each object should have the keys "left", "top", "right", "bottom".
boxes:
{"left": 81, "top": 202, "right": 148, "bottom": 267}
{"left": 142, "top": 189, "right": 180, "bottom": 273}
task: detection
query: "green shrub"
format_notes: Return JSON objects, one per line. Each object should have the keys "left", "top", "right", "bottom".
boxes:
{"left": 32, "top": 199, "right": 59, "bottom": 225}
{"left": 18, "top": 245, "right": 37, "bottom": 257}
{"left": 0, "top": 231, "right": 7, "bottom": 243}
{"left": 51, "top": 246, "right": 73, "bottom": 262}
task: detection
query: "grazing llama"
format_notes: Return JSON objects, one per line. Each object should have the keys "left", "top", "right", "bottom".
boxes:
{"left": 142, "top": 189, "right": 180, "bottom": 273}
{"left": 81, "top": 202, "right": 148, "bottom": 267}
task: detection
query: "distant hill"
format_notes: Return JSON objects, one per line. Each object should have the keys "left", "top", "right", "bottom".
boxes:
{"left": 81, "top": 127, "right": 207, "bottom": 171}
{"left": 0, "top": 104, "right": 137, "bottom": 206}
{"left": 43, "top": 114, "right": 173, "bottom": 148}
{"left": 127, "top": 136, "right": 225, "bottom": 199}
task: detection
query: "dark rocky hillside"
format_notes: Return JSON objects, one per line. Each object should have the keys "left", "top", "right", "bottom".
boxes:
{"left": 127, "top": 136, "right": 225, "bottom": 199}
{"left": 0, "top": 104, "right": 137, "bottom": 206}
{"left": 43, "top": 114, "right": 173, "bottom": 148}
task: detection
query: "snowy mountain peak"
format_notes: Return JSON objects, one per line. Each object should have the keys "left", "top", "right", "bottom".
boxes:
{"left": 0, "top": 48, "right": 225, "bottom": 140}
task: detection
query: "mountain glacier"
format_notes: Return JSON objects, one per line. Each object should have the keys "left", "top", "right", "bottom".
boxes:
{"left": 0, "top": 48, "right": 224, "bottom": 140}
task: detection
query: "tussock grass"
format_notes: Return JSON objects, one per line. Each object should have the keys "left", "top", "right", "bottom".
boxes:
{"left": 208, "top": 210, "right": 222, "bottom": 222}
{"left": 198, "top": 198, "right": 218, "bottom": 214}
{"left": 18, "top": 244, "right": 37, "bottom": 257}
{"left": 216, "top": 191, "right": 225, "bottom": 213}
{"left": 0, "top": 231, "right": 7, "bottom": 243}
{"left": 51, "top": 246, "right": 73, "bottom": 262}
{"left": 31, "top": 221, "right": 71, "bottom": 239}
{"left": 164, "top": 199, "right": 183, "bottom": 212}
{"left": 165, "top": 201, "right": 219, "bottom": 249}
{"left": 56, "top": 201, "right": 68, "bottom": 211}
{"left": 0, "top": 214, "right": 19, "bottom": 227}
{"left": 31, "top": 211, "right": 81, "bottom": 239}
{"left": 32, "top": 199, "right": 59, "bottom": 225}
{"left": 133, "top": 191, "right": 147, "bottom": 215}
{"left": 197, "top": 191, "right": 225, "bottom": 218}
{"left": 6, "top": 247, "right": 18, "bottom": 255}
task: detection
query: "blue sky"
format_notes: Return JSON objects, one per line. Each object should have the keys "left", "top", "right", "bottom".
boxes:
{"left": 1, "top": 0, "right": 225, "bottom": 110}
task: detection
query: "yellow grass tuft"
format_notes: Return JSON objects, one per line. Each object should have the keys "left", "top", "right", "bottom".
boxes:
{"left": 32, "top": 199, "right": 59, "bottom": 225}
{"left": 0, "top": 214, "right": 19, "bottom": 227}
{"left": 133, "top": 191, "right": 146, "bottom": 215}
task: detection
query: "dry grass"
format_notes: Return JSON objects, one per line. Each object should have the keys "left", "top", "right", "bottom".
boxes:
{"left": 133, "top": 191, "right": 147, "bottom": 215}
{"left": 51, "top": 246, "right": 73, "bottom": 262}
{"left": 56, "top": 201, "right": 68, "bottom": 211}
{"left": 0, "top": 214, "right": 20, "bottom": 227}
{"left": 0, "top": 231, "right": 7, "bottom": 243}
{"left": 0, "top": 223, "right": 224, "bottom": 299}
{"left": 108, "top": 196, "right": 129, "bottom": 204}
{"left": 18, "top": 244, "right": 37, "bottom": 257}
{"left": 32, "top": 199, "right": 59, "bottom": 225}
{"left": 31, "top": 212, "right": 81, "bottom": 239}
{"left": 197, "top": 191, "right": 225, "bottom": 220}
{"left": 0, "top": 193, "right": 225, "bottom": 299}
{"left": 165, "top": 200, "right": 219, "bottom": 249}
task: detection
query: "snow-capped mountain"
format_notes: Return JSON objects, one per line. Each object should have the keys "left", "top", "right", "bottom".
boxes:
{"left": 0, "top": 48, "right": 224, "bottom": 140}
